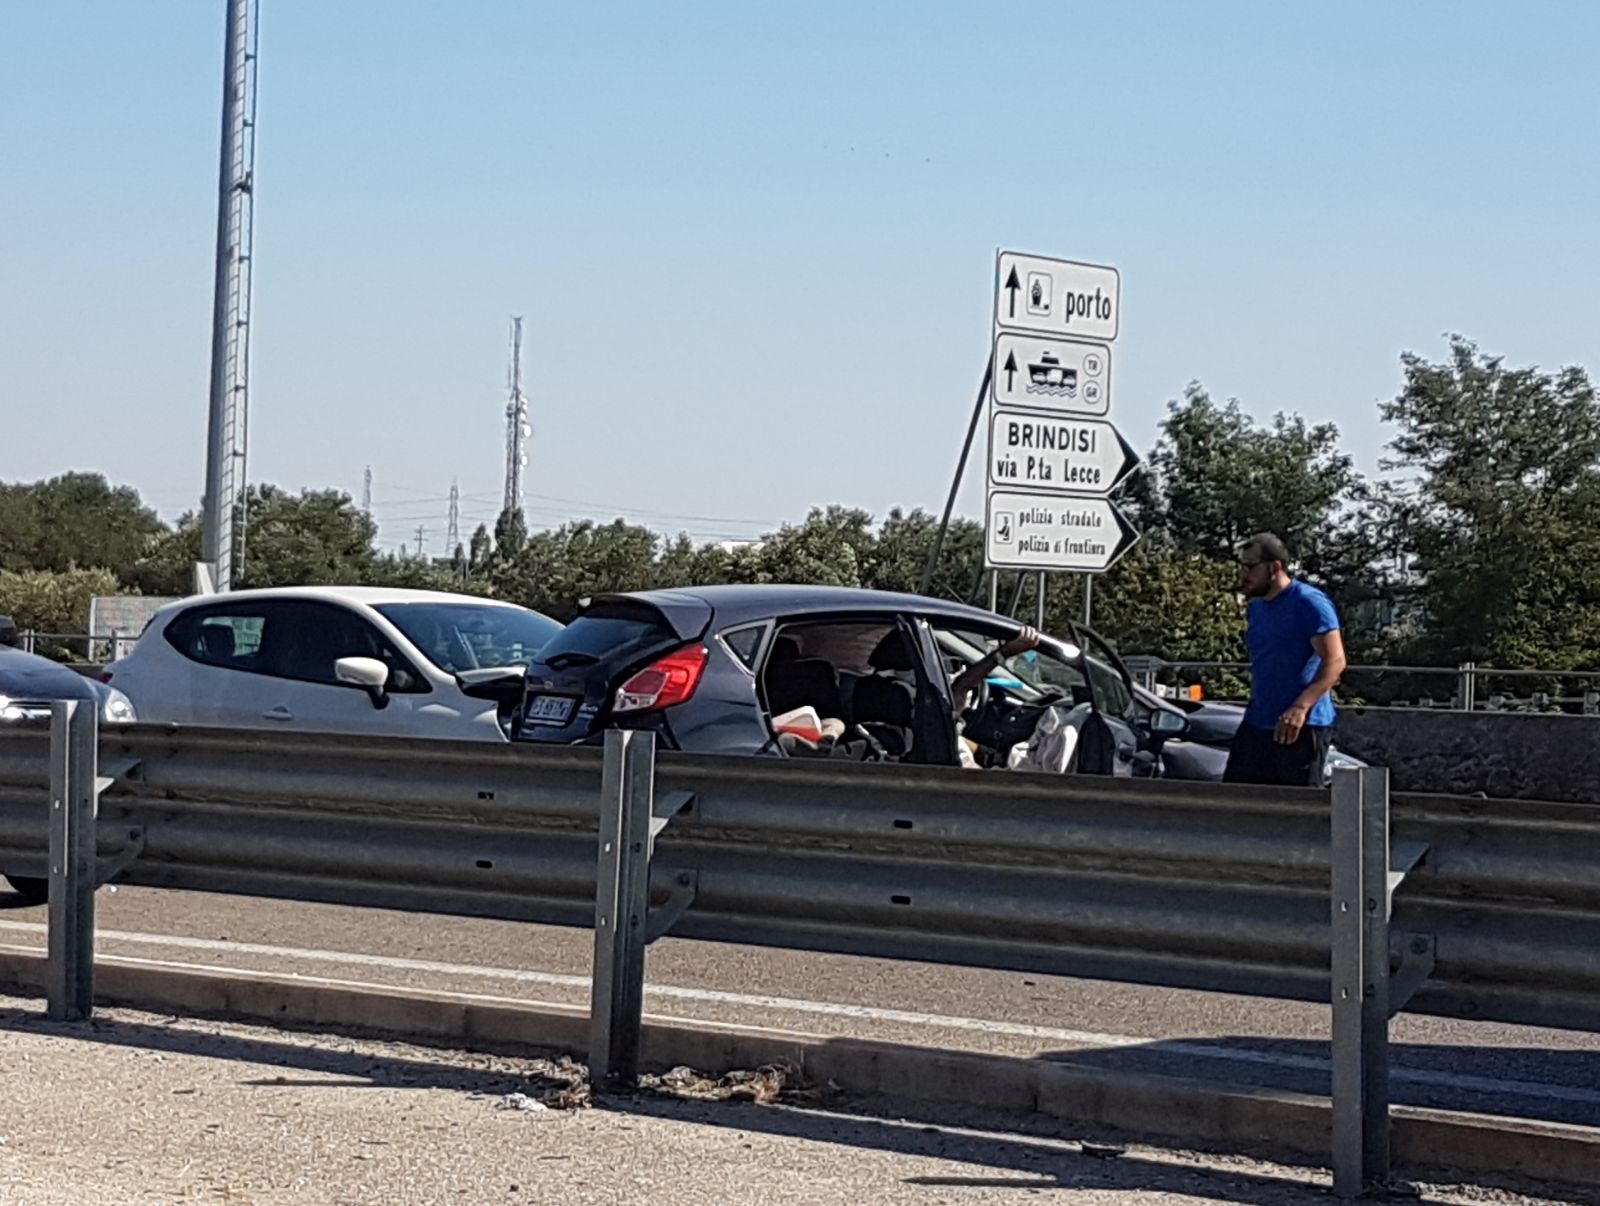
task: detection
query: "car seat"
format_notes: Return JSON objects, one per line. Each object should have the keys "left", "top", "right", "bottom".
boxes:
{"left": 197, "top": 624, "right": 236, "bottom": 664}
{"left": 764, "top": 635, "right": 845, "bottom": 725}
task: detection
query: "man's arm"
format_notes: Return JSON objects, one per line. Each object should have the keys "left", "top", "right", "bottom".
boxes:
{"left": 1275, "top": 627, "right": 1347, "bottom": 745}
{"left": 951, "top": 626, "right": 1040, "bottom": 707}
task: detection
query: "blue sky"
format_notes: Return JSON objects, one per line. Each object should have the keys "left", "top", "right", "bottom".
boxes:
{"left": 3, "top": 1, "right": 1597, "bottom": 555}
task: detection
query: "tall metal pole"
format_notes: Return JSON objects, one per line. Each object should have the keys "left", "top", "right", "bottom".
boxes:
{"left": 920, "top": 353, "right": 993, "bottom": 597}
{"left": 504, "top": 316, "right": 530, "bottom": 518}
{"left": 200, "top": 0, "right": 259, "bottom": 593}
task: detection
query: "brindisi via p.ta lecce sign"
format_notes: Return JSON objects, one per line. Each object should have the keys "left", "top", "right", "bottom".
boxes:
{"left": 988, "top": 414, "right": 1139, "bottom": 495}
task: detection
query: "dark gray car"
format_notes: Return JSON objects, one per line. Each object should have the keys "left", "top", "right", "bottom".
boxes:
{"left": 1, "top": 615, "right": 137, "bottom": 902}
{"left": 513, "top": 584, "right": 1189, "bottom": 774}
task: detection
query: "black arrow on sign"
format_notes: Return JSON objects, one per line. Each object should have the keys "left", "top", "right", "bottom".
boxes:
{"left": 1003, "top": 350, "right": 1018, "bottom": 392}
{"left": 1108, "top": 424, "right": 1141, "bottom": 493}
{"left": 1103, "top": 501, "right": 1143, "bottom": 571}
{"left": 1004, "top": 266, "right": 1021, "bottom": 318}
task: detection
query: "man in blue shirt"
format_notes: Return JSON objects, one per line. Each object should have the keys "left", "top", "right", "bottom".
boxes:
{"left": 1224, "top": 533, "right": 1348, "bottom": 786}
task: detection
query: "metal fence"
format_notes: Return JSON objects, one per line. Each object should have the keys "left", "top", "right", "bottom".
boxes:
{"left": 13, "top": 624, "right": 1600, "bottom": 714}
{"left": 1124, "top": 655, "right": 1600, "bottom": 714}
{"left": 2, "top": 712, "right": 1599, "bottom": 1195}
{"left": 8, "top": 629, "right": 134, "bottom": 664}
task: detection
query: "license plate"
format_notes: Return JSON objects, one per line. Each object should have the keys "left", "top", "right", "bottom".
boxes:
{"left": 526, "top": 694, "right": 576, "bottom": 725}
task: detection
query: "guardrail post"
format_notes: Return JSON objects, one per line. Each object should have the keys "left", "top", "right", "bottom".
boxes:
{"left": 47, "top": 700, "right": 98, "bottom": 1022}
{"left": 589, "top": 729, "right": 656, "bottom": 1087}
{"left": 1456, "top": 662, "right": 1476, "bottom": 711}
{"left": 1331, "top": 766, "right": 1391, "bottom": 1197}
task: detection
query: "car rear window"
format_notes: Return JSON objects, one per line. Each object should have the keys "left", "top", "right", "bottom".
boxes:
{"left": 534, "top": 602, "right": 677, "bottom": 666}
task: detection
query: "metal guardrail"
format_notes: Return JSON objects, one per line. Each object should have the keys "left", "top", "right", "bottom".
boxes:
{"left": 1, "top": 713, "right": 1597, "bottom": 1195}
{"left": 1123, "top": 655, "right": 1600, "bottom": 714}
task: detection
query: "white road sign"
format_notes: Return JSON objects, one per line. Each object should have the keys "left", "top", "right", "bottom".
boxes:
{"left": 995, "top": 251, "right": 1120, "bottom": 342}
{"left": 988, "top": 414, "right": 1139, "bottom": 496}
{"left": 984, "top": 492, "right": 1140, "bottom": 572}
{"left": 992, "top": 332, "right": 1111, "bottom": 415}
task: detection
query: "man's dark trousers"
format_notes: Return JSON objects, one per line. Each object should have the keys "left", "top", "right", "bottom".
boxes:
{"left": 1223, "top": 723, "right": 1331, "bottom": 786}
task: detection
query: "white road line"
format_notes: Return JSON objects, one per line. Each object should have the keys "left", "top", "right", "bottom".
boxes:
{"left": 0, "top": 919, "right": 1596, "bottom": 1109}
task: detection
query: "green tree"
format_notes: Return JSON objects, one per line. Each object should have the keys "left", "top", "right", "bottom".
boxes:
{"left": 745, "top": 509, "right": 869, "bottom": 587}
{"left": 1382, "top": 337, "right": 1600, "bottom": 668}
{"left": 493, "top": 507, "right": 529, "bottom": 562}
{"left": 0, "top": 473, "right": 165, "bottom": 579}
{"left": 128, "top": 486, "right": 382, "bottom": 593}
{"left": 654, "top": 533, "right": 738, "bottom": 589}
{"left": 468, "top": 523, "right": 493, "bottom": 573}
{"left": 128, "top": 515, "right": 203, "bottom": 596}
{"left": 1079, "top": 546, "right": 1245, "bottom": 662}
{"left": 491, "top": 520, "right": 661, "bottom": 620}
{"left": 1140, "top": 383, "right": 1392, "bottom": 652}
{"left": 0, "top": 567, "right": 124, "bottom": 659}
{"left": 234, "top": 486, "right": 380, "bottom": 588}
{"left": 862, "top": 508, "right": 985, "bottom": 601}
{"left": 1147, "top": 385, "right": 1363, "bottom": 560}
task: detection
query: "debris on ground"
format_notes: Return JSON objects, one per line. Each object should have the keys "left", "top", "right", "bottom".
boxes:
{"left": 642, "top": 1063, "right": 798, "bottom": 1105}
{"left": 1080, "top": 1142, "right": 1127, "bottom": 1159}
{"left": 496, "top": 1093, "right": 549, "bottom": 1114}
{"left": 472, "top": 1057, "right": 592, "bottom": 1112}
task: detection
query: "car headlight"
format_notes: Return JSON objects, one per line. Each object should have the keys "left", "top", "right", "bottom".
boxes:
{"left": 101, "top": 688, "right": 137, "bottom": 725}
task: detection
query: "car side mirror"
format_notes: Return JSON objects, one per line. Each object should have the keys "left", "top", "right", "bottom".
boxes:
{"left": 335, "top": 656, "right": 391, "bottom": 710}
{"left": 0, "top": 616, "right": 17, "bottom": 648}
{"left": 1147, "top": 709, "right": 1189, "bottom": 740}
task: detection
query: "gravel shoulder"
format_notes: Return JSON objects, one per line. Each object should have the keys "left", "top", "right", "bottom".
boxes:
{"left": 0, "top": 994, "right": 1583, "bottom": 1206}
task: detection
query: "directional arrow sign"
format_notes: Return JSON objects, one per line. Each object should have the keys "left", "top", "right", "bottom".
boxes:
{"left": 994, "top": 251, "right": 1120, "bottom": 341}
{"left": 988, "top": 414, "right": 1139, "bottom": 495}
{"left": 984, "top": 492, "right": 1140, "bottom": 573}
{"left": 991, "top": 332, "right": 1111, "bottom": 416}
{"left": 1003, "top": 265, "right": 1022, "bottom": 320}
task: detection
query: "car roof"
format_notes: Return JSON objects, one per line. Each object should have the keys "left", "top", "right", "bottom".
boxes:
{"left": 155, "top": 585, "right": 531, "bottom": 617}
{"left": 610, "top": 583, "right": 1022, "bottom": 630}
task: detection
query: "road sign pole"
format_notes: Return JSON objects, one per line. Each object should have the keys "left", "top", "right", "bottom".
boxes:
{"left": 920, "top": 352, "right": 994, "bottom": 597}
{"left": 1036, "top": 572, "right": 1047, "bottom": 628}
{"left": 1083, "top": 574, "right": 1093, "bottom": 626}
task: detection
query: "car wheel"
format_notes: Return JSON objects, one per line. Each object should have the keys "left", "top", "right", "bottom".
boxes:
{"left": 3, "top": 874, "right": 47, "bottom": 904}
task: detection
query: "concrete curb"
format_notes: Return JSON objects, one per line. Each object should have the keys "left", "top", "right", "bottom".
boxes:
{"left": 1, "top": 951, "right": 1594, "bottom": 1190}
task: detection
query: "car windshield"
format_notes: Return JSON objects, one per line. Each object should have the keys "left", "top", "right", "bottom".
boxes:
{"left": 375, "top": 602, "right": 562, "bottom": 675}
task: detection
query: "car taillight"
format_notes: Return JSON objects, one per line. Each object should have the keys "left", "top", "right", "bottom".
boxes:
{"left": 614, "top": 645, "right": 708, "bottom": 715}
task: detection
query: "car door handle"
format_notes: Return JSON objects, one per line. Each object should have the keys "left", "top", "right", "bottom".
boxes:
{"left": 262, "top": 706, "right": 294, "bottom": 722}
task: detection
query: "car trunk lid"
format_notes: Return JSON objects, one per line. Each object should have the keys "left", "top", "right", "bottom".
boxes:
{"left": 517, "top": 594, "right": 712, "bottom": 742}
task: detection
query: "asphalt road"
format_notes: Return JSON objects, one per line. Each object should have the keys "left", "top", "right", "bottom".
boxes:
{"left": 3, "top": 883, "right": 1599, "bottom": 1131}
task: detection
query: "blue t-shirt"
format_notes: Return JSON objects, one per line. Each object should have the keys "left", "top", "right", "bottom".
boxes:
{"left": 1243, "top": 579, "right": 1341, "bottom": 730}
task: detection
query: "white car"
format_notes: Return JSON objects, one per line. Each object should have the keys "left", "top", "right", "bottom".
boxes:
{"left": 103, "top": 586, "right": 562, "bottom": 742}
